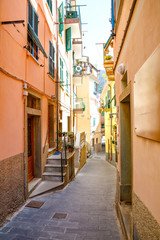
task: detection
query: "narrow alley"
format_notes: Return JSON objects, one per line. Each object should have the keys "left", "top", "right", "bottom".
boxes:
{"left": 0, "top": 154, "right": 123, "bottom": 240}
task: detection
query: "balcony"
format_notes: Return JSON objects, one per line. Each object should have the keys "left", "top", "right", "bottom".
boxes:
{"left": 73, "top": 65, "right": 83, "bottom": 86}
{"left": 64, "top": 5, "right": 82, "bottom": 39}
{"left": 72, "top": 39, "right": 83, "bottom": 60}
{"left": 73, "top": 93, "right": 85, "bottom": 114}
{"left": 104, "top": 57, "right": 114, "bottom": 80}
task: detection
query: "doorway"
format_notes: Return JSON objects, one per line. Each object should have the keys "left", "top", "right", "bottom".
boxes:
{"left": 120, "top": 94, "right": 132, "bottom": 203}
{"left": 48, "top": 104, "right": 54, "bottom": 148}
{"left": 28, "top": 116, "right": 34, "bottom": 182}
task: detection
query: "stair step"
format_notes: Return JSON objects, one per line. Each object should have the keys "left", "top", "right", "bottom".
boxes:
{"left": 45, "top": 164, "right": 67, "bottom": 173}
{"left": 48, "top": 148, "right": 56, "bottom": 157}
{"left": 43, "top": 172, "right": 66, "bottom": 182}
{"left": 47, "top": 158, "right": 66, "bottom": 165}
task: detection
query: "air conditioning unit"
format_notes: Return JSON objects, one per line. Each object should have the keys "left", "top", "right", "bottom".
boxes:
{"left": 66, "top": 11, "right": 78, "bottom": 19}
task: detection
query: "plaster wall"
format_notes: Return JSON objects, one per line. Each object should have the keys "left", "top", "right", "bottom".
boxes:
{"left": 114, "top": 0, "right": 160, "bottom": 225}
{"left": 77, "top": 76, "right": 91, "bottom": 145}
{"left": 0, "top": 75, "right": 24, "bottom": 160}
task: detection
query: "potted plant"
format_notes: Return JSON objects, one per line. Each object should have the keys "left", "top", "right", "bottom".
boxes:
{"left": 58, "top": 130, "right": 62, "bottom": 137}
{"left": 104, "top": 55, "right": 113, "bottom": 61}
{"left": 67, "top": 131, "right": 74, "bottom": 138}
{"left": 67, "top": 144, "right": 74, "bottom": 153}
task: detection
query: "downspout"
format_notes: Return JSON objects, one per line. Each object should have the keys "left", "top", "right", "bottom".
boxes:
{"left": 109, "top": 84, "right": 112, "bottom": 161}
{"left": 24, "top": 1, "right": 28, "bottom": 201}
{"left": 56, "top": 0, "right": 59, "bottom": 150}
{"left": 114, "top": 0, "right": 137, "bottom": 70}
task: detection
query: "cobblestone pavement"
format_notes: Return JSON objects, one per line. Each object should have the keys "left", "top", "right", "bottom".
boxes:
{"left": 0, "top": 153, "right": 124, "bottom": 240}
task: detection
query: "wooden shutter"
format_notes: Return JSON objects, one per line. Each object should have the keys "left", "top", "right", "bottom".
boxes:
{"left": 66, "top": 27, "right": 71, "bottom": 52}
{"left": 28, "top": 1, "right": 33, "bottom": 27}
{"left": 59, "top": 2, "right": 64, "bottom": 34}
{"left": 34, "top": 11, "right": 38, "bottom": 35}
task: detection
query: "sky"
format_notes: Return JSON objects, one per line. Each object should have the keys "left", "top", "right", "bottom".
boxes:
{"left": 76, "top": 0, "right": 111, "bottom": 70}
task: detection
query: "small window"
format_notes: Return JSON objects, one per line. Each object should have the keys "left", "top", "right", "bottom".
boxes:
{"left": 49, "top": 41, "right": 55, "bottom": 78}
{"left": 47, "top": 0, "right": 52, "bottom": 14}
{"left": 96, "top": 138, "right": 98, "bottom": 144}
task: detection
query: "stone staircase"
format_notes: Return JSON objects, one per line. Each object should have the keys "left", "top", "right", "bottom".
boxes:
{"left": 42, "top": 154, "right": 67, "bottom": 182}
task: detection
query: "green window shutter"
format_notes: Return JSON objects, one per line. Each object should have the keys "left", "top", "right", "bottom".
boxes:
{"left": 34, "top": 11, "right": 38, "bottom": 36}
{"left": 98, "top": 83, "right": 101, "bottom": 94}
{"left": 94, "top": 82, "right": 97, "bottom": 92}
{"left": 60, "top": 58, "right": 64, "bottom": 86}
{"left": 47, "top": 0, "right": 52, "bottom": 13}
{"left": 66, "top": 27, "right": 72, "bottom": 52}
{"left": 28, "top": 1, "right": 33, "bottom": 27}
{"left": 49, "top": 40, "right": 55, "bottom": 78}
{"left": 66, "top": 71, "right": 69, "bottom": 93}
{"left": 59, "top": 2, "right": 64, "bottom": 35}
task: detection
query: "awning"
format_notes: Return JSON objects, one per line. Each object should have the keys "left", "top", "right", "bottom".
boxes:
{"left": 104, "top": 35, "right": 112, "bottom": 52}
{"left": 28, "top": 24, "right": 48, "bottom": 58}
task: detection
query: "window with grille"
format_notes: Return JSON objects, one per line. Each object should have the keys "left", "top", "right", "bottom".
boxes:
{"left": 49, "top": 40, "right": 55, "bottom": 78}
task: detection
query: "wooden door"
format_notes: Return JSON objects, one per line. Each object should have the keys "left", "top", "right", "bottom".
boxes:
{"left": 28, "top": 116, "right": 34, "bottom": 182}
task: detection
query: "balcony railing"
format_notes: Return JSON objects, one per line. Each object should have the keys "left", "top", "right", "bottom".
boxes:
{"left": 65, "top": 5, "right": 81, "bottom": 25}
{"left": 73, "top": 65, "right": 83, "bottom": 76}
{"left": 73, "top": 92, "right": 85, "bottom": 113}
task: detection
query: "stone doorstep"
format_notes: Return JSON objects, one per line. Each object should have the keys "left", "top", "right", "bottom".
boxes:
{"left": 29, "top": 180, "right": 64, "bottom": 198}
{"left": 117, "top": 202, "right": 132, "bottom": 240}
{"left": 28, "top": 178, "right": 41, "bottom": 196}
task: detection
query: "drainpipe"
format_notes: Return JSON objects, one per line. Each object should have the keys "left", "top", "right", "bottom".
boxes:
{"left": 109, "top": 84, "right": 112, "bottom": 161}
{"left": 56, "top": 0, "right": 59, "bottom": 151}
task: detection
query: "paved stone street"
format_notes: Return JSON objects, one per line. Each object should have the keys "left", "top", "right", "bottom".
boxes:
{"left": 0, "top": 153, "right": 124, "bottom": 240}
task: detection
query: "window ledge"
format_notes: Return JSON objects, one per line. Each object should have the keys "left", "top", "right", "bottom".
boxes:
{"left": 48, "top": 72, "right": 55, "bottom": 82}
{"left": 27, "top": 50, "right": 40, "bottom": 66}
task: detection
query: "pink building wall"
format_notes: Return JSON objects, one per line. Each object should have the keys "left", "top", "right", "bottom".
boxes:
{"left": 114, "top": 0, "right": 160, "bottom": 237}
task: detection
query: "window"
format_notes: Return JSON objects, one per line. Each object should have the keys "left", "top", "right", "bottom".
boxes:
{"left": 59, "top": 2, "right": 64, "bottom": 36}
{"left": 93, "top": 117, "right": 96, "bottom": 127}
{"left": 114, "top": 84, "right": 116, "bottom": 106}
{"left": 49, "top": 40, "right": 55, "bottom": 78}
{"left": 66, "top": 27, "right": 72, "bottom": 52}
{"left": 27, "top": 1, "right": 39, "bottom": 60}
{"left": 98, "top": 83, "right": 101, "bottom": 94}
{"left": 94, "top": 82, "right": 97, "bottom": 93}
{"left": 60, "top": 58, "right": 63, "bottom": 86}
{"left": 66, "top": 71, "right": 69, "bottom": 93}
{"left": 47, "top": 0, "right": 52, "bottom": 14}
{"left": 107, "top": 90, "right": 111, "bottom": 108}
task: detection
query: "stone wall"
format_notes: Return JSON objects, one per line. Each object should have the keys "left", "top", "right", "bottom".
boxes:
{"left": 133, "top": 193, "right": 160, "bottom": 240}
{"left": 0, "top": 153, "right": 25, "bottom": 226}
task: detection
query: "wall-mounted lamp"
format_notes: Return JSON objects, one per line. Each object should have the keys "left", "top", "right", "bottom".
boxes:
{"left": 117, "top": 63, "right": 125, "bottom": 75}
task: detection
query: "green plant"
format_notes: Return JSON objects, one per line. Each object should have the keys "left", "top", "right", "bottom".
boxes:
{"left": 104, "top": 55, "right": 113, "bottom": 61}
{"left": 67, "top": 131, "right": 74, "bottom": 137}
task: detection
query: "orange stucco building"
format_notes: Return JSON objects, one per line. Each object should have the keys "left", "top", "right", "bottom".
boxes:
{"left": 112, "top": 0, "right": 160, "bottom": 239}
{"left": 0, "top": 0, "right": 57, "bottom": 223}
